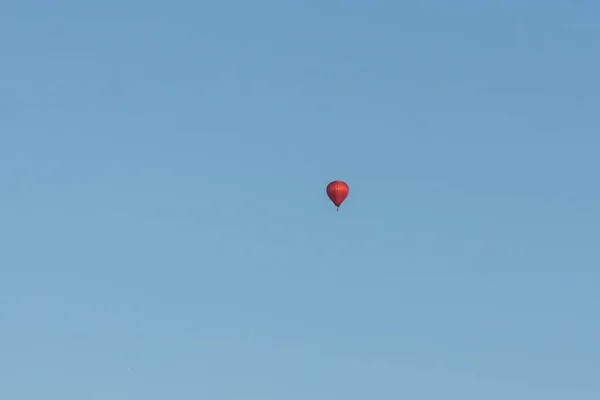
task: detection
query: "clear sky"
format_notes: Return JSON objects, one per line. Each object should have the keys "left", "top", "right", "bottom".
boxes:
{"left": 1, "top": 1, "right": 599, "bottom": 399}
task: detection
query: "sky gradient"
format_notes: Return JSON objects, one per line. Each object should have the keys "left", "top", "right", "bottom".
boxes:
{"left": 2, "top": 1, "right": 599, "bottom": 399}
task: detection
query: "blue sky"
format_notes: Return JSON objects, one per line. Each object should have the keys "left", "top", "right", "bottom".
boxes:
{"left": 1, "top": 1, "right": 599, "bottom": 399}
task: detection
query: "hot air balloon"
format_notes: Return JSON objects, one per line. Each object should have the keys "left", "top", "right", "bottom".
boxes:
{"left": 326, "top": 180, "right": 349, "bottom": 211}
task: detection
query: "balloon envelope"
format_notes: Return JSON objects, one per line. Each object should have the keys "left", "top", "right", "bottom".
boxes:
{"left": 326, "top": 180, "right": 349, "bottom": 209}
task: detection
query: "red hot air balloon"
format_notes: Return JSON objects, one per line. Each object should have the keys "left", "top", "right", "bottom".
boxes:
{"left": 326, "top": 180, "right": 349, "bottom": 211}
